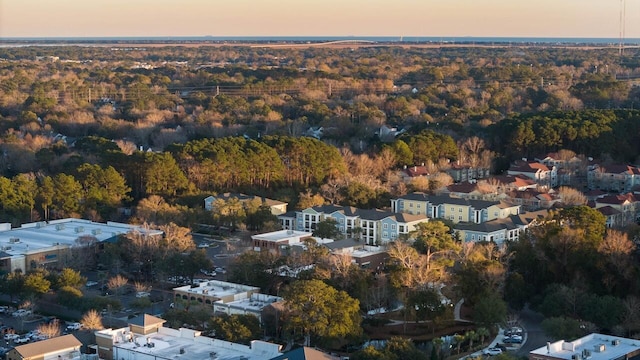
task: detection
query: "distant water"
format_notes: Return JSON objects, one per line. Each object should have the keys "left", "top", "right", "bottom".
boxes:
{"left": 1, "top": 36, "right": 639, "bottom": 45}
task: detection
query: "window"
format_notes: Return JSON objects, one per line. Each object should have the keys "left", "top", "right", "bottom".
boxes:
{"left": 383, "top": 231, "right": 388, "bottom": 238}
{"left": 391, "top": 224, "right": 396, "bottom": 230}
{"left": 458, "top": 216, "right": 462, "bottom": 221}
{"left": 494, "top": 212, "right": 498, "bottom": 217}
{"left": 449, "top": 215, "right": 454, "bottom": 220}
{"left": 409, "top": 203, "right": 413, "bottom": 208}
{"left": 459, "top": 208, "right": 462, "bottom": 212}
{"left": 383, "top": 223, "right": 388, "bottom": 229}
{"left": 417, "top": 204, "right": 421, "bottom": 208}
{"left": 450, "top": 207, "right": 454, "bottom": 212}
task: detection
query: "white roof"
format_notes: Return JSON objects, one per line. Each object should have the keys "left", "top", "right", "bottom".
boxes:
{"left": 529, "top": 333, "right": 640, "bottom": 360}
{"left": 223, "top": 293, "right": 282, "bottom": 312}
{"left": 101, "top": 326, "right": 282, "bottom": 360}
{"left": 174, "top": 280, "right": 259, "bottom": 299}
{"left": 251, "top": 230, "right": 312, "bottom": 243}
{"left": 0, "top": 218, "right": 162, "bottom": 258}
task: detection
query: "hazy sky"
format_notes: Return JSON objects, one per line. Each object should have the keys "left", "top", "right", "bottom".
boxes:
{"left": 1, "top": 0, "right": 638, "bottom": 38}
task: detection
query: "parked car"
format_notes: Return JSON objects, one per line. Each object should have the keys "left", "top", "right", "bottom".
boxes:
{"left": 484, "top": 348, "right": 503, "bottom": 356}
{"left": 66, "top": 322, "right": 83, "bottom": 331}
{"left": 200, "top": 269, "right": 216, "bottom": 276}
{"left": 0, "top": 306, "right": 9, "bottom": 313}
{"left": 503, "top": 336, "right": 523, "bottom": 344}
{"left": 14, "top": 336, "right": 29, "bottom": 344}
{"left": 11, "top": 309, "right": 31, "bottom": 317}
{"left": 86, "top": 281, "right": 98, "bottom": 287}
{"left": 3, "top": 333, "right": 18, "bottom": 341}
{"left": 215, "top": 267, "right": 227, "bottom": 274}
{"left": 135, "top": 291, "right": 151, "bottom": 298}
{"left": 197, "top": 242, "right": 210, "bottom": 248}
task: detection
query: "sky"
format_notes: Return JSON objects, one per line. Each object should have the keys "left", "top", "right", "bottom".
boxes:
{"left": 1, "top": 0, "right": 639, "bottom": 39}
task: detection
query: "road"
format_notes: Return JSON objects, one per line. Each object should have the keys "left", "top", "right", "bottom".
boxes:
{"left": 516, "top": 304, "right": 553, "bottom": 356}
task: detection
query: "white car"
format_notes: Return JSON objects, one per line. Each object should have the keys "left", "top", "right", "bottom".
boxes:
{"left": 3, "top": 333, "right": 19, "bottom": 341}
{"left": 215, "top": 267, "right": 227, "bottom": 274}
{"left": 14, "top": 336, "right": 30, "bottom": 344}
{"left": 484, "top": 347, "right": 503, "bottom": 356}
{"left": 11, "top": 309, "right": 31, "bottom": 317}
{"left": 66, "top": 322, "right": 83, "bottom": 331}
{"left": 135, "top": 291, "right": 151, "bottom": 298}
{"left": 197, "top": 243, "right": 210, "bottom": 248}
{"left": 86, "top": 281, "right": 98, "bottom": 287}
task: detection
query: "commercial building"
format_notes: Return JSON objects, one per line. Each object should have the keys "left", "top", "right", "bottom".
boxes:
{"left": 0, "top": 218, "right": 162, "bottom": 273}
{"left": 7, "top": 334, "right": 83, "bottom": 360}
{"left": 251, "top": 229, "right": 314, "bottom": 255}
{"left": 173, "top": 280, "right": 282, "bottom": 322}
{"left": 95, "top": 314, "right": 283, "bottom": 360}
{"left": 529, "top": 333, "right": 640, "bottom": 360}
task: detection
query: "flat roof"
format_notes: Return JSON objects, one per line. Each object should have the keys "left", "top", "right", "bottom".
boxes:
{"left": 0, "top": 218, "right": 162, "bottom": 258}
{"left": 103, "top": 326, "right": 282, "bottom": 360}
{"left": 251, "top": 230, "right": 313, "bottom": 243}
{"left": 529, "top": 333, "right": 640, "bottom": 360}
{"left": 222, "top": 293, "right": 282, "bottom": 311}
{"left": 174, "top": 280, "right": 259, "bottom": 299}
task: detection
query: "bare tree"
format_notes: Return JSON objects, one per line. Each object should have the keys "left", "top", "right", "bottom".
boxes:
{"left": 81, "top": 309, "right": 104, "bottom": 330}
{"left": 558, "top": 186, "right": 587, "bottom": 206}
{"left": 37, "top": 320, "right": 61, "bottom": 339}
{"left": 134, "top": 281, "right": 150, "bottom": 293}
{"left": 107, "top": 275, "right": 129, "bottom": 296}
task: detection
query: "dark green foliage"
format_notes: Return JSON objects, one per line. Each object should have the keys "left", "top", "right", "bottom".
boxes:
{"left": 208, "top": 314, "right": 262, "bottom": 345}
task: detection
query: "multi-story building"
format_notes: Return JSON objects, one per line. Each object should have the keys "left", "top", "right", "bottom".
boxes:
{"left": 446, "top": 163, "right": 491, "bottom": 183}
{"left": 593, "top": 193, "right": 640, "bottom": 227}
{"left": 587, "top": 164, "right": 640, "bottom": 193}
{"left": 284, "top": 205, "right": 429, "bottom": 245}
{"left": 391, "top": 193, "right": 520, "bottom": 224}
{"left": 454, "top": 210, "right": 547, "bottom": 244}
{"left": 508, "top": 161, "right": 558, "bottom": 188}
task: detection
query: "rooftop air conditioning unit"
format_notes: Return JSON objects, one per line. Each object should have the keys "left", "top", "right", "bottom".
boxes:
{"left": 571, "top": 355, "right": 580, "bottom": 360}
{"left": 55, "top": 224, "right": 65, "bottom": 231}
{"left": 9, "top": 238, "right": 19, "bottom": 243}
{"left": 594, "top": 344, "right": 606, "bottom": 352}
{"left": 612, "top": 340, "right": 620, "bottom": 346}
{"left": 92, "top": 229, "right": 102, "bottom": 235}
{"left": 75, "top": 226, "right": 84, "bottom": 233}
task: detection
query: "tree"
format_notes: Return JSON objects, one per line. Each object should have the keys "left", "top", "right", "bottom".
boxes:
{"left": 144, "top": 152, "right": 190, "bottom": 197}
{"left": 408, "top": 287, "right": 446, "bottom": 324}
{"left": 77, "top": 163, "right": 131, "bottom": 215}
{"left": 51, "top": 173, "right": 83, "bottom": 218}
{"left": 410, "top": 221, "right": 460, "bottom": 272}
{"left": 557, "top": 186, "right": 587, "bottom": 206}
{"left": 283, "top": 279, "right": 361, "bottom": 346}
{"left": 54, "top": 268, "right": 86, "bottom": 290}
{"left": 472, "top": 291, "right": 507, "bottom": 329}
{"left": 24, "top": 270, "right": 51, "bottom": 298}
{"left": 476, "top": 327, "right": 490, "bottom": 346}
{"left": 107, "top": 275, "right": 129, "bottom": 296}
{"left": 208, "top": 314, "right": 262, "bottom": 345}
{"left": 313, "top": 218, "right": 342, "bottom": 240}
{"left": 81, "top": 309, "right": 104, "bottom": 330}
{"left": 37, "top": 320, "right": 61, "bottom": 339}
{"left": 297, "top": 189, "right": 325, "bottom": 209}
{"left": 158, "top": 223, "right": 195, "bottom": 254}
